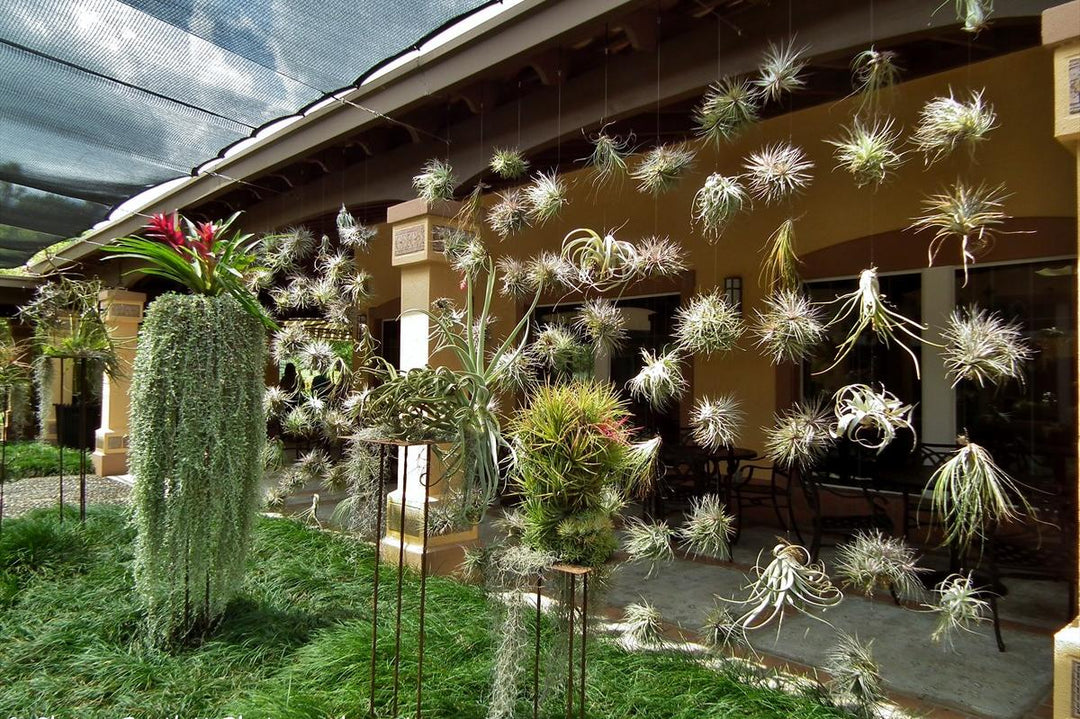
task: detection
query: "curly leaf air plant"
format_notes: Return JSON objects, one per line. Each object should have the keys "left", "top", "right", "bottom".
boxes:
{"left": 851, "top": 46, "right": 901, "bottom": 113}
{"left": 730, "top": 540, "right": 842, "bottom": 632}
{"left": 679, "top": 494, "right": 735, "bottom": 561}
{"left": 941, "top": 305, "right": 1032, "bottom": 387}
{"left": 929, "top": 435, "right": 1033, "bottom": 551}
{"left": 744, "top": 143, "right": 814, "bottom": 204}
{"left": 489, "top": 147, "right": 529, "bottom": 180}
{"left": 692, "top": 173, "right": 748, "bottom": 241}
{"left": 631, "top": 144, "right": 697, "bottom": 195}
{"left": 487, "top": 189, "right": 530, "bottom": 239}
{"left": 585, "top": 130, "right": 632, "bottom": 187}
{"left": 910, "top": 181, "right": 1009, "bottom": 285}
{"left": 760, "top": 219, "right": 801, "bottom": 293}
{"left": 831, "top": 383, "right": 916, "bottom": 453}
{"left": 673, "top": 291, "right": 744, "bottom": 356}
{"left": 825, "top": 633, "right": 887, "bottom": 719}
{"left": 694, "top": 77, "right": 759, "bottom": 146}
{"left": 412, "top": 158, "right": 457, "bottom": 202}
{"left": 835, "top": 530, "right": 924, "bottom": 599}
{"left": 827, "top": 118, "right": 905, "bottom": 188}
{"left": 628, "top": 348, "right": 687, "bottom": 410}
{"left": 524, "top": 171, "right": 569, "bottom": 225}
{"left": 912, "top": 89, "right": 996, "bottom": 164}
{"left": 929, "top": 572, "right": 990, "bottom": 649}
{"left": 561, "top": 227, "right": 639, "bottom": 292}
{"left": 755, "top": 37, "right": 808, "bottom": 103}
{"left": 763, "top": 399, "right": 835, "bottom": 470}
{"left": 751, "top": 290, "right": 826, "bottom": 365}
{"left": 624, "top": 517, "right": 675, "bottom": 578}
{"left": 816, "top": 267, "right": 935, "bottom": 379}
{"left": 690, "top": 395, "right": 744, "bottom": 452}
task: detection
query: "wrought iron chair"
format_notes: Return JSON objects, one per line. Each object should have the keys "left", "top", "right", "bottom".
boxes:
{"left": 729, "top": 464, "right": 801, "bottom": 545}
{"left": 798, "top": 465, "right": 893, "bottom": 561}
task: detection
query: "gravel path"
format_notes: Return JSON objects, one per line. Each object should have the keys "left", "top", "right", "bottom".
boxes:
{"left": 1, "top": 474, "right": 131, "bottom": 519}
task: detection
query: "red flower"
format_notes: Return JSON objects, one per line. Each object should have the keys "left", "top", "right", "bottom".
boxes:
{"left": 596, "top": 417, "right": 629, "bottom": 443}
{"left": 145, "top": 213, "right": 184, "bottom": 249}
{"left": 195, "top": 221, "right": 217, "bottom": 257}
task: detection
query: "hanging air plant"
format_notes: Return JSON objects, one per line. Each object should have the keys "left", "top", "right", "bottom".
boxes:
{"left": 947, "top": 0, "right": 993, "bottom": 34}
{"left": 561, "top": 227, "right": 639, "bottom": 291}
{"left": 631, "top": 235, "right": 689, "bottom": 280}
{"left": 678, "top": 494, "right": 736, "bottom": 560}
{"left": 827, "top": 118, "right": 905, "bottom": 188}
{"left": 627, "top": 347, "right": 687, "bottom": 410}
{"left": 940, "top": 305, "right": 1032, "bottom": 387}
{"left": 263, "top": 385, "right": 291, "bottom": 419}
{"left": 817, "top": 267, "right": 932, "bottom": 379}
{"left": 487, "top": 189, "right": 530, "bottom": 239}
{"left": 524, "top": 171, "right": 569, "bottom": 225}
{"left": 490, "top": 147, "right": 530, "bottom": 180}
{"left": 763, "top": 398, "right": 834, "bottom": 470}
{"left": 690, "top": 395, "right": 744, "bottom": 452}
{"left": 835, "top": 530, "right": 924, "bottom": 600}
{"left": 586, "top": 130, "right": 632, "bottom": 187}
{"left": 624, "top": 517, "right": 675, "bottom": 578}
{"left": 694, "top": 77, "right": 760, "bottom": 146}
{"left": 760, "top": 219, "right": 802, "bottom": 293}
{"left": 335, "top": 205, "right": 375, "bottom": 250}
{"left": 751, "top": 290, "right": 827, "bottom": 365}
{"left": 831, "top": 383, "right": 916, "bottom": 453}
{"left": 673, "top": 291, "right": 745, "bottom": 356}
{"left": 575, "top": 298, "right": 627, "bottom": 356}
{"left": 263, "top": 226, "right": 316, "bottom": 272}
{"left": 526, "top": 251, "right": 574, "bottom": 293}
{"left": 412, "top": 158, "right": 457, "bottom": 202}
{"left": 912, "top": 89, "right": 997, "bottom": 164}
{"left": 731, "top": 540, "right": 842, "bottom": 631}
{"left": 692, "top": 173, "right": 748, "bottom": 241}
{"left": 744, "top": 143, "right": 814, "bottom": 204}
{"left": 489, "top": 343, "right": 539, "bottom": 394}
{"left": 825, "top": 633, "right": 887, "bottom": 719}
{"left": 929, "top": 572, "right": 990, "bottom": 648}
{"left": 851, "top": 46, "right": 901, "bottom": 107}
{"left": 623, "top": 600, "right": 665, "bottom": 646}
{"left": 531, "top": 324, "right": 587, "bottom": 373}
{"left": 631, "top": 144, "right": 697, "bottom": 195}
{"left": 755, "top": 37, "right": 809, "bottom": 103}
{"left": 271, "top": 322, "right": 309, "bottom": 363}
{"left": 910, "top": 181, "right": 1008, "bottom": 284}
{"left": 496, "top": 257, "right": 530, "bottom": 298}
{"left": 439, "top": 226, "right": 488, "bottom": 279}
{"left": 929, "top": 435, "right": 1033, "bottom": 551}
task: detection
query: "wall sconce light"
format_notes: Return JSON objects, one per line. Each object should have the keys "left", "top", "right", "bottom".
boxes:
{"left": 723, "top": 276, "right": 743, "bottom": 313}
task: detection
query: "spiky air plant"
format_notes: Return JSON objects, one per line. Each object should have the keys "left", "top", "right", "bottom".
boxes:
{"left": 851, "top": 46, "right": 901, "bottom": 108}
{"left": 631, "top": 235, "right": 689, "bottom": 280}
{"left": 744, "top": 143, "right": 814, "bottom": 204}
{"left": 263, "top": 225, "right": 316, "bottom": 271}
{"left": 828, "top": 118, "right": 905, "bottom": 188}
{"left": 624, "top": 517, "right": 675, "bottom": 578}
{"left": 929, "top": 435, "right": 1033, "bottom": 552}
{"left": 315, "top": 250, "right": 353, "bottom": 284}
{"left": 575, "top": 298, "right": 627, "bottom": 356}
{"left": 585, "top": 130, "right": 632, "bottom": 187}
{"left": 760, "top": 219, "right": 801, "bottom": 293}
{"left": 824, "top": 633, "right": 886, "bottom": 719}
{"left": 623, "top": 600, "right": 665, "bottom": 646}
{"left": 831, "top": 383, "right": 916, "bottom": 453}
{"left": 412, "top": 158, "right": 457, "bottom": 202}
{"left": 835, "top": 530, "right": 924, "bottom": 599}
{"left": 282, "top": 405, "right": 316, "bottom": 437}
{"left": 910, "top": 181, "right": 1008, "bottom": 285}
{"left": 673, "top": 291, "right": 744, "bottom": 356}
{"left": 335, "top": 205, "right": 376, "bottom": 250}
{"left": 489, "top": 147, "right": 529, "bottom": 180}
{"left": 911, "top": 89, "right": 997, "bottom": 163}
{"left": 524, "top": 171, "right": 569, "bottom": 225}
{"left": 298, "top": 339, "right": 337, "bottom": 376}
{"left": 441, "top": 228, "right": 488, "bottom": 280}
{"left": 531, "top": 324, "right": 587, "bottom": 374}
{"left": 816, "top": 267, "right": 933, "bottom": 379}
{"left": 561, "top": 227, "right": 640, "bottom": 292}
{"left": 755, "top": 37, "right": 808, "bottom": 103}
{"left": 631, "top": 144, "right": 697, "bottom": 195}
{"left": 940, "top": 305, "right": 1032, "bottom": 387}
{"left": 694, "top": 77, "right": 760, "bottom": 146}
{"left": 678, "top": 494, "right": 735, "bottom": 561}
{"left": 941, "top": 0, "right": 993, "bottom": 34}
{"left": 690, "top": 395, "right": 745, "bottom": 452}
{"left": 264, "top": 486, "right": 287, "bottom": 511}
{"left": 751, "top": 290, "right": 827, "bottom": 365}
{"left": 731, "top": 540, "right": 843, "bottom": 632}
{"left": 526, "top": 251, "right": 574, "bottom": 293}
{"left": 692, "top": 173, "right": 748, "bottom": 241}
{"left": 763, "top": 398, "right": 834, "bottom": 470}
{"left": 700, "top": 600, "right": 747, "bottom": 653}
{"left": 263, "top": 385, "right": 291, "bottom": 419}
{"left": 627, "top": 347, "right": 687, "bottom": 410}
{"left": 295, "top": 448, "right": 331, "bottom": 485}
{"left": 489, "top": 343, "right": 539, "bottom": 394}
{"left": 929, "top": 572, "right": 990, "bottom": 649}
{"left": 487, "top": 189, "right": 530, "bottom": 239}
{"left": 496, "top": 257, "right": 530, "bottom": 298}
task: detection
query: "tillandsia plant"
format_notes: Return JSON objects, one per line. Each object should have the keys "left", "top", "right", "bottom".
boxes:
{"left": 412, "top": 158, "right": 457, "bottom": 203}
{"left": 940, "top": 305, "right": 1032, "bottom": 387}
{"left": 763, "top": 398, "right": 835, "bottom": 470}
{"left": 751, "top": 289, "right": 827, "bottom": 365}
{"left": 678, "top": 494, "right": 736, "bottom": 560}
{"left": 744, "top": 143, "right": 814, "bottom": 204}
{"left": 936, "top": 0, "right": 993, "bottom": 34}
{"left": 585, "top": 130, "right": 632, "bottom": 188}
{"left": 929, "top": 572, "right": 990, "bottom": 649}
{"left": 487, "top": 189, "right": 531, "bottom": 239}
{"left": 851, "top": 46, "right": 901, "bottom": 113}
{"left": 690, "top": 395, "right": 745, "bottom": 452}
{"left": 911, "top": 89, "right": 997, "bottom": 164}
{"left": 560, "top": 227, "right": 639, "bottom": 292}
{"left": 831, "top": 383, "right": 916, "bottom": 453}
{"left": 624, "top": 517, "right": 675, "bottom": 578}
{"left": 835, "top": 530, "right": 924, "bottom": 599}
{"left": 928, "top": 435, "right": 1033, "bottom": 552}
{"left": 827, "top": 118, "right": 905, "bottom": 189}
{"left": 511, "top": 380, "right": 659, "bottom": 567}
{"left": 631, "top": 235, "right": 689, "bottom": 279}
{"left": 631, "top": 144, "right": 697, "bottom": 195}
{"left": 489, "top": 147, "right": 530, "bottom": 180}
{"left": 760, "top": 218, "right": 802, "bottom": 293}
{"left": 729, "top": 540, "right": 843, "bottom": 632}
{"left": 910, "top": 181, "right": 1009, "bottom": 285}
{"left": 623, "top": 600, "right": 666, "bottom": 646}
{"left": 19, "top": 276, "right": 121, "bottom": 379}
{"left": 824, "top": 633, "right": 887, "bottom": 719}
{"left": 524, "top": 171, "right": 569, "bottom": 225}
{"left": 335, "top": 205, "right": 376, "bottom": 250}
{"left": 699, "top": 599, "right": 748, "bottom": 653}
{"left": 574, "top": 298, "right": 627, "bottom": 356}
{"left": 673, "top": 291, "right": 745, "bottom": 356}
{"left": 107, "top": 211, "right": 275, "bottom": 328}
{"left": 627, "top": 347, "right": 687, "bottom": 410}
{"left": 694, "top": 77, "right": 760, "bottom": 146}
{"left": 692, "top": 173, "right": 748, "bottom": 241}
{"left": 755, "top": 37, "right": 808, "bottom": 103}
{"left": 816, "top": 267, "right": 934, "bottom": 379}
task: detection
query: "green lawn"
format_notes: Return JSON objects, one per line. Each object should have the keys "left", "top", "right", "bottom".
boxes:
{"left": 0, "top": 506, "right": 848, "bottom": 718}
{"left": 2, "top": 441, "right": 88, "bottom": 481}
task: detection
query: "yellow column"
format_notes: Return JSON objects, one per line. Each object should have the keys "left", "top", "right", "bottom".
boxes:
{"left": 91, "top": 289, "right": 145, "bottom": 476}
{"left": 382, "top": 198, "right": 478, "bottom": 574}
{"left": 1045, "top": 4, "right": 1080, "bottom": 717}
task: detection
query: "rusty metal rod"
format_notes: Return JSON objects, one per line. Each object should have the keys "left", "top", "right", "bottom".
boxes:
{"left": 77, "top": 357, "right": 86, "bottom": 523}
{"left": 392, "top": 445, "right": 409, "bottom": 716}
{"left": 416, "top": 444, "right": 432, "bottom": 717}
{"left": 580, "top": 572, "right": 588, "bottom": 719}
{"left": 534, "top": 574, "right": 543, "bottom": 719}
{"left": 58, "top": 357, "right": 64, "bottom": 523}
{"left": 369, "top": 442, "right": 386, "bottom": 718}
{"left": 566, "top": 572, "right": 575, "bottom": 719}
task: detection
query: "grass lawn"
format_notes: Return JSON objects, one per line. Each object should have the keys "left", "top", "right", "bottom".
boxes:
{"left": 0, "top": 506, "right": 848, "bottom": 718}
{"left": 2, "top": 441, "right": 88, "bottom": 481}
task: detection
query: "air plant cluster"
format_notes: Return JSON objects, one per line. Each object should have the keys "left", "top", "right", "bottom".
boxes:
{"left": 759, "top": 219, "right": 801, "bottom": 293}
{"left": 835, "top": 530, "right": 924, "bottom": 599}
{"left": 412, "top": 158, "right": 457, "bottom": 203}
{"left": 827, "top": 118, "right": 905, "bottom": 188}
{"left": 627, "top": 348, "right": 687, "bottom": 410}
{"left": 692, "top": 173, "right": 748, "bottom": 240}
{"left": 574, "top": 298, "right": 627, "bottom": 356}
{"left": 690, "top": 395, "right": 744, "bottom": 452}
{"left": 487, "top": 189, "right": 530, "bottom": 239}
{"left": 524, "top": 171, "right": 569, "bottom": 225}
{"left": 751, "top": 290, "right": 826, "bottom": 365}
{"left": 729, "top": 541, "right": 842, "bottom": 632}
{"left": 831, "top": 383, "right": 916, "bottom": 453}
{"left": 911, "top": 89, "right": 997, "bottom": 164}
{"left": 763, "top": 399, "right": 835, "bottom": 470}
{"left": 586, "top": 130, "right": 632, "bottom": 187}
{"left": 940, "top": 305, "right": 1032, "bottom": 387}
{"left": 756, "top": 38, "right": 808, "bottom": 103}
{"left": 623, "top": 600, "right": 666, "bottom": 646}
{"left": 335, "top": 205, "right": 376, "bottom": 250}
{"left": 624, "top": 517, "right": 675, "bottom": 578}
{"left": 929, "top": 572, "right": 990, "bottom": 648}
{"left": 631, "top": 144, "right": 697, "bottom": 195}
{"left": 744, "top": 143, "right": 814, "bottom": 204}
{"left": 824, "top": 633, "right": 886, "bottom": 719}
{"left": 673, "top": 291, "right": 745, "bottom": 356}
{"left": 561, "top": 227, "right": 686, "bottom": 292}
{"left": 489, "top": 147, "right": 530, "bottom": 180}
{"left": 946, "top": 0, "right": 994, "bottom": 34}
{"left": 694, "top": 78, "right": 760, "bottom": 146}
{"left": 910, "top": 181, "right": 1008, "bottom": 284}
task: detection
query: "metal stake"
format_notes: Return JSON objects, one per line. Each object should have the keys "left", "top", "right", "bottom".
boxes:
{"left": 534, "top": 574, "right": 543, "bottom": 719}
{"left": 416, "top": 444, "right": 431, "bottom": 717}
{"left": 1, "top": 386, "right": 8, "bottom": 536}
{"left": 58, "top": 357, "right": 64, "bottom": 523}
{"left": 369, "top": 442, "right": 386, "bottom": 718}
{"left": 77, "top": 357, "right": 87, "bottom": 523}
{"left": 566, "top": 572, "right": 575, "bottom": 719}
{"left": 579, "top": 572, "right": 588, "bottom": 719}
{"left": 392, "top": 445, "right": 409, "bottom": 716}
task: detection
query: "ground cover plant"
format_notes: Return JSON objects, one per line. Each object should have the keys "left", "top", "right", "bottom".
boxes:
{"left": 1, "top": 441, "right": 86, "bottom": 480}
{"left": 0, "top": 506, "right": 852, "bottom": 719}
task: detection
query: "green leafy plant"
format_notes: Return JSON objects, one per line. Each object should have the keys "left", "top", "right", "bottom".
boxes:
{"left": 631, "top": 144, "right": 697, "bottom": 195}
{"left": 831, "top": 383, "right": 915, "bottom": 452}
{"left": 760, "top": 218, "right": 802, "bottom": 293}
{"left": 941, "top": 305, "right": 1032, "bottom": 387}
{"left": 751, "top": 289, "right": 826, "bottom": 364}
{"left": 755, "top": 37, "right": 808, "bottom": 102}
{"left": 911, "top": 89, "right": 996, "bottom": 164}
{"left": 692, "top": 173, "right": 748, "bottom": 240}
{"left": 910, "top": 181, "right": 1008, "bottom": 284}
{"left": 694, "top": 78, "right": 759, "bottom": 146}
{"left": 827, "top": 118, "right": 905, "bottom": 188}
{"left": 489, "top": 147, "right": 529, "bottom": 180}
{"left": 674, "top": 291, "right": 744, "bottom": 356}
{"left": 744, "top": 143, "right": 814, "bottom": 204}
{"left": 412, "top": 158, "right": 457, "bottom": 202}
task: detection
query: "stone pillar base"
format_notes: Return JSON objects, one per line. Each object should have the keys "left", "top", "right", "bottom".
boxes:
{"left": 91, "top": 448, "right": 128, "bottom": 477}
{"left": 379, "top": 531, "right": 478, "bottom": 575}
{"left": 1054, "top": 618, "right": 1080, "bottom": 717}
